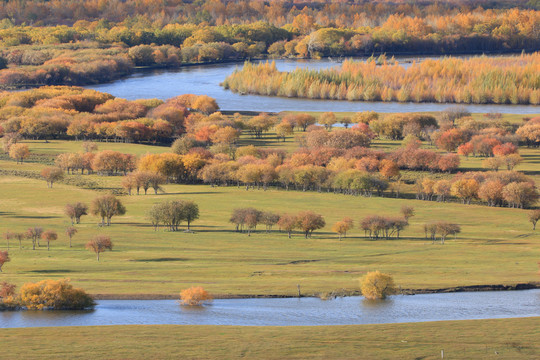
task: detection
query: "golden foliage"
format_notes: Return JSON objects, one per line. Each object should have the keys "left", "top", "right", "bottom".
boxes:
{"left": 179, "top": 286, "right": 212, "bottom": 306}
{"left": 359, "top": 271, "right": 397, "bottom": 300}
{"left": 18, "top": 279, "right": 95, "bottom": 310}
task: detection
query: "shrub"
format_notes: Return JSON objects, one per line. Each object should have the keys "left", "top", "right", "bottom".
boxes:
{"left": 359, "top": 271, "right": 397, "bottom": 300}
{"left": 179, "top": 286, "right": 212, "bottom": 306}
{"left": 18, "top": 279, "right": 95, "bottom": 310}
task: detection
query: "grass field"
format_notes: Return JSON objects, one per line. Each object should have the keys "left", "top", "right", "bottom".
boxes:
{"left": 0, "top": 111, "right": 539, "bottom": 297}
{"left": 0, "top": 172, "right": 538, "bottom": 297}
{"left": 1, "top": 317, "right": 539, "bottom": 359}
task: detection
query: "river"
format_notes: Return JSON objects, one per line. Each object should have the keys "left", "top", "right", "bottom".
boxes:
{"left": 88, "top": 58, "right": 540, "bottom": 114}
{"left": 1, "top": 289, "right": 539, "bottom": 328}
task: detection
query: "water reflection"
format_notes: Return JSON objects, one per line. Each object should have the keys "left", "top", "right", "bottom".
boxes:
{"left": 1, "top": 290, "right": 539, "bottom": 328}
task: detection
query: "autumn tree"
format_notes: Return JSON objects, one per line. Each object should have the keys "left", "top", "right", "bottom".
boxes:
{"left": 41, "top": 166, "right": 64, "bottom": 188}
{"left": 277, "top": 213, "right": 297, "bottom": 238}
{"left": 26, "top": 226, "right": 43, "bottom": 250}
{"left": 318, "top": 112, "right": 337, "bottom": 130}
{"left": 360, "top": 271, "right": 397, "bottom": 300}
{"left": 41, "top": 230, "right": 57, "bottom": 251}
{"left": 90, "top": 195, "right": 126, "bottom": 226}
{"left": 179, "top": 286, "right": 212, "bottom": 306}
{"left": 478, "top": 180, "right": 504, "bottom": 206}
{"left": 0, "top": 251, "right": 10, "bottom": 272}
{"left": 65, "top": 226, "right": 77, "bottom": 248}
{"left": 275, "top": 121, "right": 293, "bottom": 141}
{"left": 260, "top": 212, "right": 280, "bottom": 232}
{"left": 332, "top": 218, "right": 353, "bottom": 241}
{"left": 86, "top": 235, "right": 113, "bottom": 261}
{"left": 451, "top": 179, "right": 479, "bottom": 204}
{"left": 400, "top": 206, "right": 415, "bottom": 220}
{"left": 18, "top": 279, "right": 95, "bottom": 310}
{"left": 502, "top": 182, "right": 538, "bottom": 209}
{"left": 528, "top": 210, "right": 540, "bottom": 230}
{"left": 296, "top": 211, "right": 325, "bottom": 238}
{"left": 191, "top": 95, "right": 219, "bottom": 114}
{"left": 9, "top": 143, "right": 29, "bottom": 163}
{"left": 436, "top": 221, "right": 461, "bottom": 244}
{"left": 65, "top": 202, "right": 88, "bottom": 225}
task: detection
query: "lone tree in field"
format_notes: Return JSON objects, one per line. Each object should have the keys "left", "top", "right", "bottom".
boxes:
{"left": 179, "top": 286, "right": 212, "bottom": 306}
{"left": 41, "top": 167, "right": 64, "bottom": 188}
{"left": 400, "top": 206, "right": 415, "bottom": 221}
{"left": 9, "top": 143, "right": 29, "bottom": 164}
{"left": 182, "top": 201, "right": 199, "bottom": 230}
{"left": 4, "top": 232, "right": 13, "bottom": 250}
{"left": 332, "top": 217, "right": 354, "bottom": 240}
{"left": 41, "top": 230, "right": 57, "bottom": 251}
{"left": 65, "top": 202, "right": 88, "bottom": 225}
{"left": 26, "top": 226, "right": 43, "bottom": 250}
{"left": 65, "top": 227, "right": 77, "bottom": 248}
{"left": 296, "top": 211, "right": 326, "bottom": 238}
{"left": 86, "top": 235, "right": 113, "bottom": 261}
{"left": 360, "top": 271, "right": 397, "bottom": 300}
{"left": 277, "top": 213, "right": 297, "bottom": 238}
{"left": 91, "top": 195, "right": 126, "bottom": 226}
{"left": 529, "top": 210, "right": 540, "bottom": 230}
{"left": 0, "top": 251, "right": 10, "bottom": 272}
{"left": 14, "top": 232, "right": 25, "bottom": 250}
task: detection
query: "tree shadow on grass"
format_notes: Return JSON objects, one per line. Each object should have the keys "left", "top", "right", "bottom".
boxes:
{"left": 6, "top": 215, "right": 61, "bottom": 219}
{"left": 130, "top": 257, "right": 189, "bottom": 262}
{"left": 29, "top": 269, "right": 74, "bottom": 273}
{"left": 161, "top": 191, "right": 224, "bottom": 195}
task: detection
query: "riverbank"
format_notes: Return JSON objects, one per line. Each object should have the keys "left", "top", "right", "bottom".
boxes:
{"left": 91, "top": 282, "right": 540, "bottom": 300}
{"left": 1, "top": 317, "right": 539, "bottom": 359}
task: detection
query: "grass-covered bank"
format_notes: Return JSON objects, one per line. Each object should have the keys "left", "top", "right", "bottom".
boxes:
{"left": 1, "top": 175, "right": 538, "bottom": 297}
{"left": 1, "top": 317, "right": 539, "bottom": 359}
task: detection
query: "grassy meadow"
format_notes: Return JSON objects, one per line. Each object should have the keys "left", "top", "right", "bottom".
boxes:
{"left": 0, "top": 113, "right": 539, "bottom": 297}
{"left": 1, "top": 317, "right": 539, "bottom": 359}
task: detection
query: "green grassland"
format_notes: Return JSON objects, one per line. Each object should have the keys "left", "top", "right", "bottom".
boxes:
{"left": 0, "top": 112, "right": 539, "bottom": 297}
{"left": 0, "top": 170, "right": 538, "bottom": 297}
{"left": 1, "top": 317, "right": 539, "bottom": 359}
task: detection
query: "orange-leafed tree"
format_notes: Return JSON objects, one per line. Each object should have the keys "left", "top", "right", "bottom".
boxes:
{"left": 86, "top": 235, "right": 113, "bottom": 261}
{"left": 0, "top": 251, "right": 10, "bottom": 272}
{"left": 277, "top": 213, "right": 297, "bottom": 238}
{"left": 179, "top": 286, "right": 212, "bottom": 306}
{"left": 18, "top": 279, "right": 95, "bottom": 310}
{"left": 41, "top": 166, "right": 64, "bottom": 188}
{"left": 296, "top": 211, "right": 326, "bottom": 238}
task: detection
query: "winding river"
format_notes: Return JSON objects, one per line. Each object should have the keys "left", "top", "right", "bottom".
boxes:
{"left": 2, "top": 290, "right": 539, "bottom": 328}
{"left": 88, "top": 58, "right": 540, "bottom": 114}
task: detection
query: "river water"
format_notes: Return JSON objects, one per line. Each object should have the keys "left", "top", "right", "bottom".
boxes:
{"left": 1, "top": 290, "right": 539, "bottom": 328}
{"left": 88, "top": 58, "right": 540, "bottom": 114}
